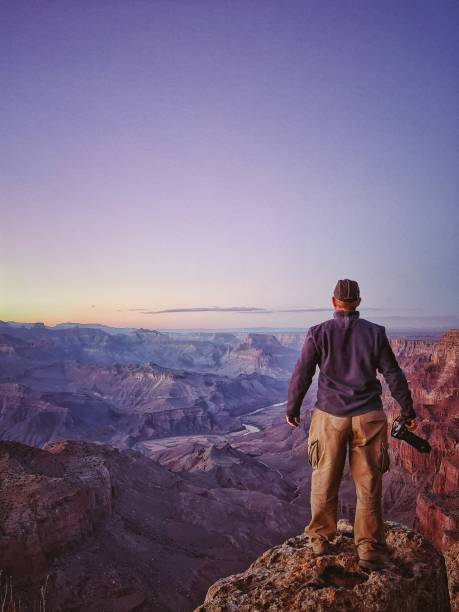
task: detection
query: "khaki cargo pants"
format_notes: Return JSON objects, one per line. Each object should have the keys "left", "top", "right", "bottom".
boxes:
{"left": 304, "top": 407, "right": 390, "bottom": 562}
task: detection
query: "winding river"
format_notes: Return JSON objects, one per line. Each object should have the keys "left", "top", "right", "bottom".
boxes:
{"left": 139, "top": 400, "right": 287, "bottom": 452}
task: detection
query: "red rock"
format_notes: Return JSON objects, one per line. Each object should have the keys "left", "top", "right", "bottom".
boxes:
{"left": 384, "top": 330, "right": 459, "bottom": 550}
{"left": 444, "top": 542, "right": 459, "bottom": 612}
{"left": 414, "top": 492, "right": 459, "bottom": 551}
{"left": 434, "top": 455, "right": 459, "bottom": 495}
{"left": 194, "top": 520, "right": 451, "bottom": 612}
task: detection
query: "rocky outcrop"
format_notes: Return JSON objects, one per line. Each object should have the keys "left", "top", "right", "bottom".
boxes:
{"left": 0, "top": 439, "right": 305, "bottom": 612}
{"left": 0, "top": 440, "right": 112, "bottom": 575}
{"left": 195, "top": 520, "right": 451, "bottom": 612}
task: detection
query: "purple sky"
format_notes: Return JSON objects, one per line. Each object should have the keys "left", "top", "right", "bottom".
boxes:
{"left": 1, "top": 1, "right": 458, "bottom": 329}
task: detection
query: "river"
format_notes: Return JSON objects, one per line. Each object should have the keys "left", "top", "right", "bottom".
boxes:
{"left": 139, "top": 400, "right": 287, "bottom": 452}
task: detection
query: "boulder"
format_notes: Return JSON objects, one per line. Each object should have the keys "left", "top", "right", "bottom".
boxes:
{"left": 195, "top": 520, "right": 451, "bottom": 612}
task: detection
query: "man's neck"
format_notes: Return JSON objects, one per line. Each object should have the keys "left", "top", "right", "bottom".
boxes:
{"left": 333, "top": 309, "right": 359, "bottom": 316}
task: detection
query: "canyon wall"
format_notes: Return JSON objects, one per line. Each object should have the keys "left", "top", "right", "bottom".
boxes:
{"left": 385, "top": 330, "right": 458, "bottom": 551}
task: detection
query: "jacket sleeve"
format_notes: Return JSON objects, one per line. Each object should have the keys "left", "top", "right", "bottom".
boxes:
{"left": 286, "top": 328, "right": 319, "bottom": 418}
{"left": 377, "top": 327, "right": 416, "bottom": 419}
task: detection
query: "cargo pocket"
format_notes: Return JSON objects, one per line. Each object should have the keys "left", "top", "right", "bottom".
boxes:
{"left": 379, "top": 441, "right": 390, "bottom": 473}
{"left": 308, "top": 439, "right": 320, "bottom": 470}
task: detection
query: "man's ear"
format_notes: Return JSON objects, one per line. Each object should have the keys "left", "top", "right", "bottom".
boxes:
{"left": 331, "top": 296, "right": 336, "bottom": 308}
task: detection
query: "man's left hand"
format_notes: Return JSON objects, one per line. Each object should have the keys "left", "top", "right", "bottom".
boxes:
{"left": 286, "top": 415, "right": 300, "bottom": 428}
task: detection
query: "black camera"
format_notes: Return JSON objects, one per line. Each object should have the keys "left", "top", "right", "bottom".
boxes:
{"left": 391, "top": 417, "right": 431, "bottom": 453}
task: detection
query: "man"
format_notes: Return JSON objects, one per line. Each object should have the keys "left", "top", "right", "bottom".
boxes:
{"left": 286, "top": 279, "right": 416, "bottom": 571}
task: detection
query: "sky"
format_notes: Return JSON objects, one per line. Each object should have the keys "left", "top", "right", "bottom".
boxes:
{"left": 1, "top": 1, "right": 458, "bottom": 330}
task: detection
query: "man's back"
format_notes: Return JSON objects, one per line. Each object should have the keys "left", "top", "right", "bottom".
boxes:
{"left": 286, "top": 280, "right": 416, "bottom": 571}
{"left": 286, "top": 309, "right": 415, "bottom": 419}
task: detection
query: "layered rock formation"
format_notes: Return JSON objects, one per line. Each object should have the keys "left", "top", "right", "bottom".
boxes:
{"left": 0, "top": 439, "right": 305, "bottom": 612}
{"left": 0, "top": 321, "right": 299, "bottom": 379}
{"left": 0, "top": 362, "right": 287, "bottom": 448}
{"left": 195, "top": 520, "right": 451, "bottom": 612}
{"left": 383, "top": 330, "right": 459, "bottom": 551}
{"left": 415, "top": 491, "right": 459, "bottom": 552}
{"left": 0, "top": 321, "right": 301, "bottom": 451}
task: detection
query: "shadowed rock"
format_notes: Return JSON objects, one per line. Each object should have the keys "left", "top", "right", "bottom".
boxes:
{"left": 0, "top": 439, "right": 306, "bottom": 612}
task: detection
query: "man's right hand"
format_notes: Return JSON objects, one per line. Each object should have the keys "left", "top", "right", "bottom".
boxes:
{"left": 401, "top": 417, "right": 417, "bottom": 431}
{"left": 286, "top": 415, "right": 300, "bottom": 428}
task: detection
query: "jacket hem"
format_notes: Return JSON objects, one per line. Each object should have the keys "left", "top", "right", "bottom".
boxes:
{"left": 313, "top": 403, "right": 385, "bottom": 418}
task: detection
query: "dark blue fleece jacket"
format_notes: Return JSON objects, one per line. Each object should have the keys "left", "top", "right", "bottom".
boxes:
{"left": 286, "top": 310, "right": 415, "bottom": 419}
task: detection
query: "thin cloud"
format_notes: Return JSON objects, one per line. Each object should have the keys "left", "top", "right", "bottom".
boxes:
{"left": 134, "top": 305, "right": 391, "bottom": 315}
{"left": 143, "top": 306, "right": 268, "bottom": 314}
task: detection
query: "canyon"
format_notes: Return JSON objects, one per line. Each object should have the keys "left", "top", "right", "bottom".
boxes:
{"left": 0, "top": 321, "right": 457, "bottom": 610}
{"left": 0, "top": 322, "right": 297, "bottom": 448}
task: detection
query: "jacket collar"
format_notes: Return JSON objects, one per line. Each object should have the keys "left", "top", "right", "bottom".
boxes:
{"left": 333, "top": 309, "right": 360, "bottom": 319}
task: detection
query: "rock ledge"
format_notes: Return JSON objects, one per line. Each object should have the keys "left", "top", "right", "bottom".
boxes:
{"left": 195, "top": 520, "right": 451, "bottom": 612}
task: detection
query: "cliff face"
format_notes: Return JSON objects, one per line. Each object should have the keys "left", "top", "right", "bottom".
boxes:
{"left": 194, "top": 519, "right": 451, "bottom": 612}
{"left": 414, "top": 492, "right": 458, "bottom": 552}
{"left": 427, "top": 329, "right": 459, "bottom": 399}
{"left": 384, "top": 330, "right": 459, "bottom": 551}
{"left": 413, "top": 440, "right": 459, "bottom": 551}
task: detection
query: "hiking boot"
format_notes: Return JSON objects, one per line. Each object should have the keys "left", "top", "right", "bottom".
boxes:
{"left": 311, "top": 539, "right": 330, "bottom": 556}
{"left": 358, "top": 557, "right": 385, "bottom": 572}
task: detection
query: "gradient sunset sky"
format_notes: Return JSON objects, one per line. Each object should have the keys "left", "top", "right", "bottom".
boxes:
{"left": 1, "top": 1, "right": 458, "bottom": 330}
